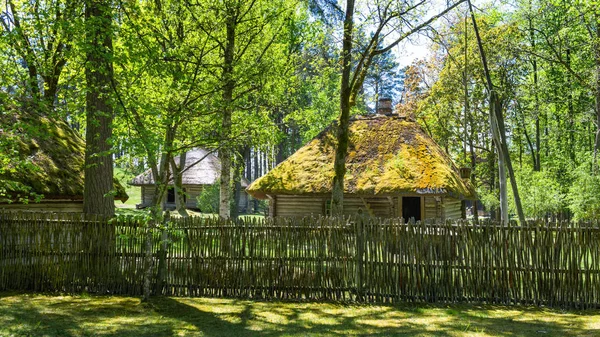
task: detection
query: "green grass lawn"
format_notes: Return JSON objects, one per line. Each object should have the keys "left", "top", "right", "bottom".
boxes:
{"left": 0, "top": 293, "right": 598, "bottom": 336}
{"left": 114, "top": 168, "right": 141, "bottom": 209}
{"left": 114, "top": 207, "right": 264, "bottom": 221}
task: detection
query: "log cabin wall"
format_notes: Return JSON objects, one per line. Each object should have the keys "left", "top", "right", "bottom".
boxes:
{"left": 0, "top": 201, "right": 84, "bottom": 213}
{"left": 424, "top": 196, "right": 439, "bottom": 220}
{"left": 272, "top": 195, "right": 395, "bottom": 218}
{"left": 342, "top": 196, "right": 394, "bottom": 218}
{"left": 274, "top": 195, "right": 324, "bottom": 217}
{"left": 444, "top": 198, "right": 462, "bottom": 220}
{"left": 140, "top": 185, "right": 248, "bottom": 212}
{"left": 184, "top": 186, "right": 203, "bottom": 209}
{"left": 271, "top": 194, "right": 466, "bottom": 220}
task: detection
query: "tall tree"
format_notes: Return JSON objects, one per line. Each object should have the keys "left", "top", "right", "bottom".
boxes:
{"left": 0, "top": 0, "right": 81, "bottom": 110}
{"left": 188, "top": 0, "right": 294, "bottom": 219}
{"left": 467, "top": 0, "right": 525, "bottom": 224}
{"left": 331, "top": 0, "right": 465, "bottom": 215}
{"left": 83, "top": 0, "right": 114, "bottom": 216}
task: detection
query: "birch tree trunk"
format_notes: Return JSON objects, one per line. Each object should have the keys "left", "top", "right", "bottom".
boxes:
{"left": 219, "top": 8, "right": 235, "bottom": 219}
{"left": 171, "top": 152, "right": 189, "bottom": 217}
{"left": 594, "top": 11, "right": 600, "bottom": 173}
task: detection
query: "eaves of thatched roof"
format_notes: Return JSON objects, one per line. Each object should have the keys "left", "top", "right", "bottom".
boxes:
{"left": 0, "top": 108, "right": 128, "bottom": 203}
{"left": 130, "top": 148, "right": 249, "bottom": 187}
{"left": 247, "top": 114, "right": 476, "bottom": 200}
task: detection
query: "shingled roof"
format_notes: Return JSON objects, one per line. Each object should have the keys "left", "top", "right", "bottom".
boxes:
{"left": 130, "top": 148, "right": 249, "bottom": 187}
{"left": 247, "top": 114, "right": 475, "bottom": 200}
{"left": 0, "top": 108, "right": 128, "bottom": 203}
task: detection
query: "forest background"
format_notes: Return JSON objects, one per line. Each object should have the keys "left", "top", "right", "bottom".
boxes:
{"left": 2, "top": 0, "right": 600, "bottom": 222}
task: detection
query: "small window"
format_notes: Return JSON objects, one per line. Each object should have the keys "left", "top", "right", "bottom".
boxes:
{"left": 325, "top": 199, "right": 332, "bottom": 216}
{"left": 402, "top": 196, "right": 421, "bottom": 222}
{"left": 167, "top": 187, "right": 175, "bottom": 203}
{"left": 167, "top": 187, "right": 186, "bottom": 203}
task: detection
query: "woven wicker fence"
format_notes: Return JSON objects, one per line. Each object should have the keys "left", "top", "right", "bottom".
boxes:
{"left": 1, "top": 211, "right": 600, "bottom": 308}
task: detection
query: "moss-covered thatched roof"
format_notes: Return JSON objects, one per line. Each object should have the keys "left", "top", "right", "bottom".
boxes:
{"left": 0, "top": 108, "right": 128, "bottom": 203}
{"left": 247, "top": 115, "right": 475, "bottom": 200}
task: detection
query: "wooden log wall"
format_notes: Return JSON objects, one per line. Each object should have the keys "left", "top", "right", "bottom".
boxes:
{"left": 140, "top": 185, "right": 248, "bottom": 211}
{"left": 444, "top": 198, "right": 462, "bottom": 220}
{"left": 273, "top": 195, "right": 462, "bottom": 220}
{"left": 0, "top": 201, "right": 84, "bottom": 213}
{"left": 275, "top": 195, "right": 324, "bottom": 217}
{"left": 424, "top": 196, "right": 439, "bottom": 220}
{"left": 1, "top": 211, "right": 600, "bottom": 308}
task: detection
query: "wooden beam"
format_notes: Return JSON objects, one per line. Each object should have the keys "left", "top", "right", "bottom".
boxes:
{"left": 398, "top": 197, "right": 403, "bottom": 219}
{"left": 267, "top": 195, "right": 276, "bottom": 217}
{"left": 420, "top": 196, "right": 425, "bottom": 222}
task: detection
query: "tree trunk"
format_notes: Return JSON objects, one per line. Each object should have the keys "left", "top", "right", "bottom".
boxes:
{"left": 566, "top": 49, "right": 576, "bottom": 163}
{"left": 468, "top": 0, "right": 525, "bottom": 224}
{"left": 219, "top": 10, "right": 235, "bottom": 219}
{"left": 469, "top": 141, "right": 479, "bottom": 222}
{"left": 594, "top": 12, "right": 600, "bottom": 173}
{"left": 242, "top": 146, "right": 251, "bottom": 213}
{"left": 490, "top": 96, "right": 509, "bottom": 224}
{"left": 528, "top": 0, "right": 541, "bottom": 172}
{"left": 83, "top": 0, "right": 114, "bottom": 217}
{"left": 232, "top": 176, "right": 241, "bottom": 219}
{"left": 171, "top": 152, "right": 188, "bottom": 217}
{"left": 331, "top": 0, "right": 355, "bottom": 216}
{"left": 489, "top": 143, "right": 497, "bottom": 221}
{"left": 493, "top": 93, "right": 526, "bottom": 224}
{"left": 533, "top": 46, "right": 541, "bottom": 171}
{"left": 253, "top": 148, "right": 259, "bottom": 212}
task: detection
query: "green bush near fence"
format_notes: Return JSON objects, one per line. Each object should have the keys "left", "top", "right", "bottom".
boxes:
{"left": 1, "top": 211, "right": 600, "bottom": 309}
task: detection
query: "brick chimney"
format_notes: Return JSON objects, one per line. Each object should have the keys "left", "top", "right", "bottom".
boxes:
{"left": 377, "top": 97, "right": 393, "bottom": 115}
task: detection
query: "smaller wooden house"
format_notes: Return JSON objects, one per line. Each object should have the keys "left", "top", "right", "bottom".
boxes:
{"left": 0, "top": 109, "right": 128, "bottom": 212}
{"left": 247, "top": 111, "right": 475, "bottom": 220}
{"left": 130, "top": 148, "right": 249, "bottom": 212}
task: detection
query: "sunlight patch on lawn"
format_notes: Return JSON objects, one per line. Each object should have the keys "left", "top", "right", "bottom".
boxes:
{"left": 1, "top": 293, "right": 599, "bottom": 336}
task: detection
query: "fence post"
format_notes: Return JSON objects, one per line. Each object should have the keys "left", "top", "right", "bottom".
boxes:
{"left": 154, "top": 212, "right": 170, "bottom": 296}
{"left": 356, "top": 213, "right": 365, "bottom": 301}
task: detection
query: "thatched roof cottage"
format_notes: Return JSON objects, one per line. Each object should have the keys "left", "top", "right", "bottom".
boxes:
{"left": 247, "top": 108, "right": 475, "bottom": 220}
{"left": 0, "top": 109, "right": 128, "bottom": 212}
{"left": 130, "top": 148, "right": 249, "bottom": 212}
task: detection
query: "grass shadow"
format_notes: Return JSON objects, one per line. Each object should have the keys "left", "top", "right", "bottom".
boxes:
{"left": 0, "top": 293, "right": 598, "bottom": 336}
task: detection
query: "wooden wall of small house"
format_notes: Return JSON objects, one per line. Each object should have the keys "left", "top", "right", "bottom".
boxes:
{"left": 444, "top": 198, "right": 462, "bottom": 220}
{"left": 343, "top": 196, "right": 394, "bottom": 218}
{"left": 141, "top": 185, "right": 248, "bottom": 212}
{"left": 0, "top": 201, "right": 83, "bottom": 213}
{"left": 184, "top": 186, "right": 203, "bottom": 209}
{"left": 274, "top": 195, "right": 324, "bottom": 217}
{"left": 238, "top": 192, "right": 248, "bottom": 212}
{"left": 271, "top": 194, "right": 464, "bottom": 220}
{"left": 424, "top": 196, "right": 441, "bottom": 220}
{"left": 141, "top": 186, "right": 153, "bottom": 206}
{"left": 423, "top": 196, "right": 463, "bottom": 220}
{"left": 272, "top": 195, "right": 395, "bottom": 218}
{"left": 141, "top": 185, "right": 202, "bottom": 209}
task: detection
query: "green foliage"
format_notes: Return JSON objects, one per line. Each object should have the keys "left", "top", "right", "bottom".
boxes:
{"left": 567, "top": 161, "right": 600, "bottom": 221}
{"left": 507, "top": 166, "right": 565, "bottom": 219}
{"left": 477, "top": 187, "right": 499, "bottom": 215}
{"left": 196, "top": 183, "right": 220, "bottom": 214}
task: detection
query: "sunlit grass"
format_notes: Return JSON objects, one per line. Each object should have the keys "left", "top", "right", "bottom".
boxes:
{"left": 0, "top": 293, "right": 598, "bottom": 336}
{"left": 114, "top": 168, "right": 141, "bottom": 208}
